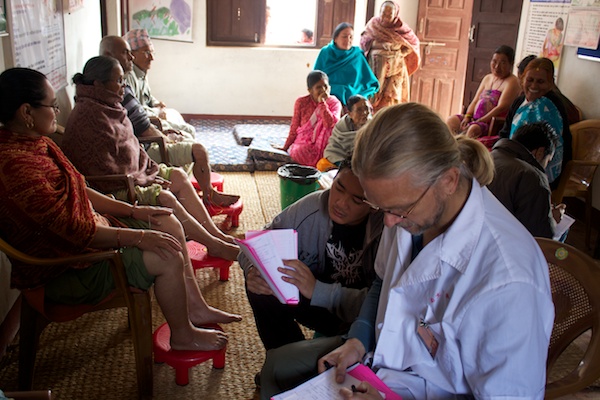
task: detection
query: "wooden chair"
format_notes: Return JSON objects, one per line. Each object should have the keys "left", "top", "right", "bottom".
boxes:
{"left": 535, "top": 238, "right": 600, "bottom": 398}
{"left": 551, "top": 120, "right": 600, "bottom": 248}
{"left": 0, "top": 238, "right": 153, "bottom": 399}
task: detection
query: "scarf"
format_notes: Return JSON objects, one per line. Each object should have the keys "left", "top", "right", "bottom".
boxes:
{"left": 62, "top": 84, "right": 159, "bottom": 193}
{"left": 0, "top": 129, "right": 97, "bottom": 289}
{"left": 360, "top": 0, "right": 420, "bottom": 76}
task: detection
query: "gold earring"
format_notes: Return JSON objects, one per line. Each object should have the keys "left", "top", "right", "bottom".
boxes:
{"left": 26, "top": 119, "right": 34, "bottom": 129}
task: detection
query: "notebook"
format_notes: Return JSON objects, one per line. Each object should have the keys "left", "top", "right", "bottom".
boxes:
{"left": 235, "top": 229, "right": 300, "bottom": 305}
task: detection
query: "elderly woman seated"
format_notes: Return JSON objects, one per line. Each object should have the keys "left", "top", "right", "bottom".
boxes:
{"left": 60, "top": 56, "right": 238, "bottom": 261}
{"left": 0, "top": 67, "right": 241, "bottom": 350}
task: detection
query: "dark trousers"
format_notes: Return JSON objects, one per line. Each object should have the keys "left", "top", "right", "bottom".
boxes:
{"left": 246, "top": 286, "right": 348, "bottom": 350}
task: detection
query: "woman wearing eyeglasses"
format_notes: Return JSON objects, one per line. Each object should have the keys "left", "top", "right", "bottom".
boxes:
{"left": 0, "top": 67, "right": 239, "bottom": 351}
{"left": 61, "top": 56, "right": 240, "bottom": 262}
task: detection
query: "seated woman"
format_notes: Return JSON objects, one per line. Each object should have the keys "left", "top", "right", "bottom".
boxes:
{"left": 0, "top": 68, "right": 240, "bottom": 351}
{"left": 499, "top": 57, "right": 572, "bottom": 187}
{"left": 314, "top": 22, "right": 380, "bottom": 106}
{"left": 240, "top": 156, "right": 383, "bottom": 351}
{"left": 447, "top": 45, "right": 520, "bottom": 138}
{"left": 61, "top": 56, "right": 239, "bottom": 261}
{"left": 275, "top": 70, "right": 342, "bottom": 167}
{"left": 317, "top": 95, "right": 372, "bottom": 172}
{"left": 360, "top": 0, "right": 420, "bottom": 112}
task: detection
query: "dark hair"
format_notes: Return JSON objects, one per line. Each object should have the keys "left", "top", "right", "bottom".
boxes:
{"left": 72, "top": 55, "right": 119, "bottom": 86}
{"left": 0, "top": 68, "right": 48, "bottom": 124}
{"left": 301, "top": 28, "right": 313, "bottom": 40}
{"left": 512, "top": 122, "right": 559, "bottom": 157}
{"left": 338, "top": 154, "right": 353, "bottom": 172}
{"left": 517, "top": 55, "right": 536, "bottom": 76}
{"left": 347, "top": 95, "right": 368, "bottom": 112}
{"left": 307, "top": 70, "right": 328, "bottom": 89}
{"left": 494, "top": 45, "right": 515, "bottom": 65}
{"left": 555, "top": 17, "right": 564, "bottom": 30}
{"left": 333, "top": 22, "right": 353, "bottom": 41}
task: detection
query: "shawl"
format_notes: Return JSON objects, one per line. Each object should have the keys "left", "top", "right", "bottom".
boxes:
{"left": 360, "top": 0, "right": 420, "bottom": 76}
{"left": 313, "top": 43, "right": 380, "bottom": 105}
{"left": 0, "top": 129, "right": 97, "bottom": 289}
{"left": 62, "top": 84, "right": 159, "bottom": 193}
{"left": 323, "top": 114, "right": 358, "bottom": 164}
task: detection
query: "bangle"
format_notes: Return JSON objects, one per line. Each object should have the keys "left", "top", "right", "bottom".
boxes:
{"left": 465, "top": 113, "right": 473, "bottom": 119}
{"left": 117, "top": 229, "right": 122, "bottom": 248}
{"left": 133, "top": 230, "right": 145, "bottom": 247}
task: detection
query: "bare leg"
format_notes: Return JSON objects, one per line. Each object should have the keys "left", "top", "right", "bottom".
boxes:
{"left": 191, "top": 143, "right": 240, "bottom": 207}
{"left": 157, "top": 189, "right": 239, "bottom": 261}
{"left": 466, "top": 124, "right": 483, "bottom": 139}
{"left": 446, "top": 115, "right": 461, "bottom": 134}
{"left": 141, "top": 217, "right": 228, "bottom": 351}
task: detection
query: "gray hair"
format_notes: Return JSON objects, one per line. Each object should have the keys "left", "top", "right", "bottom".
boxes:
{"left": 352, "top": 103, "right": 494, "bottom": 187}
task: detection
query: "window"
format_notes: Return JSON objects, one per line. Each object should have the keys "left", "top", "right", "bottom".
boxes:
{"left": 207, "top": 0, "right": 356, "bottom": 48}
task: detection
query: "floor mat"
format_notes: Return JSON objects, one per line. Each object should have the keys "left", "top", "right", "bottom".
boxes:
{"left": 190, "top": 119, "right": 291, "bottom": 172}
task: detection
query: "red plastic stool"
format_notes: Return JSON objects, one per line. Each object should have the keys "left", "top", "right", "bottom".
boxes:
{"left": 187, "top": 240, "right": 233, "bottom": 281}
{"left": 189, "top": 172, "right": 224, "bottom": 192}
{"left": 153, "top": 322, "right": 226, "bottom": 386}
{"left": 203, "top": 199, "right": 243, "bottom": 230}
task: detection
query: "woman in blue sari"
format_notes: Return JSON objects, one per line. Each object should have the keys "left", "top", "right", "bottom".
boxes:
{"left": 314, "top": 22, "right": 380, "bottom": 106}
{"left": 499, "top": 57, "right": 571, "bottom": 187}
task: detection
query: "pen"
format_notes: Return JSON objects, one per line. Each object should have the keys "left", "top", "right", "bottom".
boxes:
{"left": 324, "top": 361, "right": 333, "bottom": 370}
{"left": 351, "top": 384, "right": 358, "bottom": 393}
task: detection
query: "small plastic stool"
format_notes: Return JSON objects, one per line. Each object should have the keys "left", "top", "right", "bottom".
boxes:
{"left": 153, "top": 322, "right": 226, "bottom": 386}
{"left": 189, "top": 172, "right": 224, "bottom": 192}
{"left": 187, "top": 240, "right": 233, "bottom": 281}
{"left": 203, "top": 199, "right": 243, "bottom": 229}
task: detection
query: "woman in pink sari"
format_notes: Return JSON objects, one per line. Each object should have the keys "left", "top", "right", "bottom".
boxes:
{"left": 276, "top": 70, "right": 342, "bottom": 167}
{"left": 360, "top": 0, "right": 420, "bottom": 112}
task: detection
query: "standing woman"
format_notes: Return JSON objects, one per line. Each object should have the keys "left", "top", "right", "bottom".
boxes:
{"left": 360, "top": 0, "right": 420, "bottom": 112}
{"left": 276, "top": 70, "right": 342, "bottom": 167}
{"left": 314, "top": 22, "right": 380, "bottom": 106}
{"left": 499, "top": 57, "right": 572, "bottom": 187}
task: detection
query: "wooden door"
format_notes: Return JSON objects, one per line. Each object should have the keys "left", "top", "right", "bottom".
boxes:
{"left": 316, "top": 0, "right": 356, "bottom": 47}
{"left": 463, "top": 0, "right": 523, "bottom": 106}
{"left": 411, "top": 0, "right": 474, "bottom": 117}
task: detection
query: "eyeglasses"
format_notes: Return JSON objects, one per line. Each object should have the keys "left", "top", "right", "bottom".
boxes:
{"left": 363, "top": 183, "right": 432, "bottom": 219}
{"left": 137, "top": 50, "right": 154, "bottom": 57}
{"left": 33, "top": 102, "right": 60, "bottom": 113}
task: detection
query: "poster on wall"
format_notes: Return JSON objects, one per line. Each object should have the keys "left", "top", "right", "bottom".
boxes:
{"left": 6, "top": 0, "right": 67, "bottom": 89}
{"left": 63, "top": 0, "right": 83, "bottom": 13}
{"left": 128, "top": 0, "right": 193, "bottom": 42}
{"left": 0, "top": 1, "right": 7, "bottom": 35}
{"left": 522, "top": 0, "right": 571, "bottom": 77}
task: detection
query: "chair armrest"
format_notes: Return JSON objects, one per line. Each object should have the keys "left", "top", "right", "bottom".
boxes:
{"left": 0, "top": 237, "right": 118, "bottom": 267}
{"left": 488, "top": 117, "right": 505, "bottom": 137}
{"left": 138, "top": 135, "right": 170, "bottom": 165}
{"left": 86, "top": 174, "right": 137, "bottom": 204}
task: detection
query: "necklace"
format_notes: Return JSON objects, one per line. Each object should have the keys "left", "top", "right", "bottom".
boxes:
{"left": 491, "top": 76, "right": 505, "bottom": 91}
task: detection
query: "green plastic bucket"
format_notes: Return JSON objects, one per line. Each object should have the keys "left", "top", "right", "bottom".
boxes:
{"left": 277, "top": 164, "right": 321, "bottom": 209}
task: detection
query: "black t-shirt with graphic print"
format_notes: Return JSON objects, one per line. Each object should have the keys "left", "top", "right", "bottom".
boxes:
{"left": 319, "top": 218, "right": 369, "bottom": 289}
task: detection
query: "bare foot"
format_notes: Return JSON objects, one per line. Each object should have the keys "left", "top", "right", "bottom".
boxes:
{"left": 170, "top": 326, "right": 228, "bottom": 351}
{"left": 191, "top": 306, "right": 242, "bottom": 326}
{"left": 207, "top": 240, "right": 240, "bottom": 261}
{"left": 209, "top": 191, "right": 240, "bottom": 207}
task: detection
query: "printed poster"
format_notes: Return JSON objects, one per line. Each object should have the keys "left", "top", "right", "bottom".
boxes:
{"left": 128, "top": 0, "right": 193, "bottom": 42}
{"left": 522, "top": 0, "right": 572, "bottom": 77}
{"left": 7, "top": 0, "right": 67, "bottom": 89}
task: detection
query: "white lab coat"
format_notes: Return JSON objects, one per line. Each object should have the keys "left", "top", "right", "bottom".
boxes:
{"left": 372, "top": 180, "right": 554, "bottom": 399}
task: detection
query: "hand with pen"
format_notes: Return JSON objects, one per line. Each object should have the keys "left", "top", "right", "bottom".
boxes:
{"left": 340, "top": 382, "right": 384, "bottom": 399}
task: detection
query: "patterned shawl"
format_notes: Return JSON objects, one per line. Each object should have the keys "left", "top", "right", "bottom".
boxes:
{"left": 0, "top": 129, "right": 97, "bottom": 289}
{"left": 360, "top": 0, "right": 421, "bottom": 76}
{"left": 62, "top": 84, "right": 159, "bottom": 193}
{"left": 314, "top": 43, "right": 380, "bottom": 105}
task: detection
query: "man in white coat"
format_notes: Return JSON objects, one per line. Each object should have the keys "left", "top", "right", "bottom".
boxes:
{"left": 260, "top": 103, "right": 554, "bottom": 400}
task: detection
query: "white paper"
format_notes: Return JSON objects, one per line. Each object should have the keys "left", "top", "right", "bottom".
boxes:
{"left": 235, "top": 229, "right": 300, "bottom": 304}
{"left": 271, "top": 367, "right": 362, "bottom": 400}
{"left": 553, "top": 213, "right": 576, "bottom": 241}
